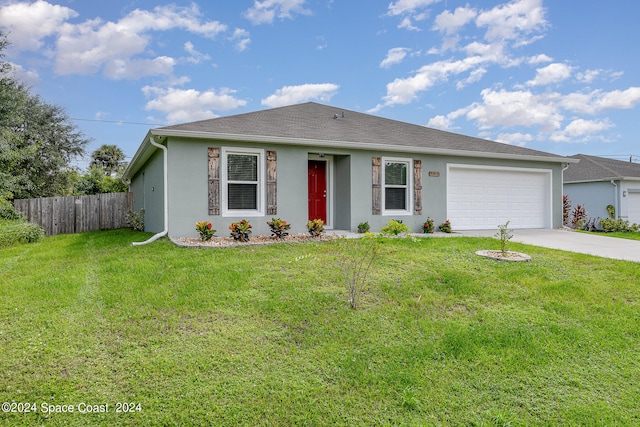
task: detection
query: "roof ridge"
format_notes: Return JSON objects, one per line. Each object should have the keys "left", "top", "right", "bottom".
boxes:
{"left": 574, "top": 154, "right": 622, "bottom": 178}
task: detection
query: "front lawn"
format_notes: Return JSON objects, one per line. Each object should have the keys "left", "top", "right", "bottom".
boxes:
{"left": 579, "top": 230, "right": 640, "bottom": 241}
{"left": 1, "top": 230, "right": 639, "bottom": 426}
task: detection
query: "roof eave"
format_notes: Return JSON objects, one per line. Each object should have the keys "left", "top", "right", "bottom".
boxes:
{"left": 122, "top": 131, "right": 168, "bottom": 181}
{"left": 152, "top": 129, "right": 578, "bottom": 164}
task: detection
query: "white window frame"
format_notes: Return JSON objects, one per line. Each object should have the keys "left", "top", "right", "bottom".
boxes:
{"left": 221, "top": 147, "right": 265, "bottom": 217}
{"left": 382, "top": 156, "right": 413, "bottom": 216}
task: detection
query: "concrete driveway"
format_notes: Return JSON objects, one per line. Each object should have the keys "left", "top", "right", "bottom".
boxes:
{"left": 459, "top": 228, "right": 640, "bottom": 263}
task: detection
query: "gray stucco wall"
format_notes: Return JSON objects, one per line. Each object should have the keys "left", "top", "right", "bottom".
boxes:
{"left": 130, "top": 148, "right": 165, "bottom": 233}
{"left": 563, "top": 181, "right": 617, "bottom": 220}
{"left": 146, "top": 137, "right": 565, "bottom": 238}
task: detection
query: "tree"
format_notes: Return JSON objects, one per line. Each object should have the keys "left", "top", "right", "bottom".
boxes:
{"left": 90, "top": 144, "right": 126, "bottom": 176}
{"left": 74, "top": 165, "right": 128, "bottom": 195}
{"left": 0, "top": 31, "right": 90, "bottom": 200}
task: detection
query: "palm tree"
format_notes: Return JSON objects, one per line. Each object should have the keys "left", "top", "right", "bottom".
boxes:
{"left": 90, "top": 144, "right": 125, "bottom": 176}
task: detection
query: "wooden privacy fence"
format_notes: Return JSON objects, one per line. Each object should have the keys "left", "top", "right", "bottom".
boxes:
{"left": 14, "top": 192, "right": 133, "bottom": 236}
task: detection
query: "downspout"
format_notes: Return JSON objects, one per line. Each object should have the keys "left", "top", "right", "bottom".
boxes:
{"left": 611, "top": 180, "right": 618, "bottom": 219}
{"left": 132, "top": 136, "right": 168, "bottom": 246}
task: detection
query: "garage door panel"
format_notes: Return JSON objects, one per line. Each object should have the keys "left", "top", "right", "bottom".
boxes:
{"left": 628, "top": 192, "right": 640, "bottom": 224}
{"left": 447, "top": 166, "right": 551, "bottom": 230}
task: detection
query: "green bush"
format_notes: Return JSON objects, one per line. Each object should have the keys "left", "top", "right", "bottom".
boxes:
{"left": 267, "top": 217, "right": 291, "bottom": 239}
{"left": 381, "top": 219, "right": 410, "bottom": 236}
{"left": 599, "top": 218, "right": 639, "bottom": 233}
{"left": 307, "top": 219, "right": 325, "bottom": 237}
{"left": 438, "top": 220, "right": 452, "bottom": 233}
{"left": 0, "top": 219, "right": 45, "bottom": 248}
{"left": 422, "top": 217, "right": 434, "bottom": 233}
{"left": 125, "top": 208, "right": 145, "bottom": 231}
{"left": 0, "top": 197, "right": 21, "bottom": 220}
{"left": 357, "top": 221, "right": 370, "bottom": 233}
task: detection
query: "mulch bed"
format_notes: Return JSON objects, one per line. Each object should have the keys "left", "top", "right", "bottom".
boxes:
{"left": 173, "top": 233, "right": 336, "bottom": 248}
{"left": 475, "top": 250, "right": 531, "bottom": 262}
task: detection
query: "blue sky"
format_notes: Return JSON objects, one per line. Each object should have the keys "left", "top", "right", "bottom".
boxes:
{"left": 2, "top": 0, "right": 639, "bottom": 167}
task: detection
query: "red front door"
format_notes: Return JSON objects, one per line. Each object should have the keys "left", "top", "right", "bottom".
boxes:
{"left": 308, "top": 160, "right": 327, "bottom": 223}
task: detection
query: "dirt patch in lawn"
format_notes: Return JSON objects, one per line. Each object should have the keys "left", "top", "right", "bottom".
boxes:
{"left": 476, "top": 250, "right": 531, "bottom": 262}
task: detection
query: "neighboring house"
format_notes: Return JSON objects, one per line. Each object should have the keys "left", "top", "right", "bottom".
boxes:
{"left": 123, "top": 102, "right": 575, "bottom": 239}
{"left": 563, "top": 154, "right": 640, "bottom": 224}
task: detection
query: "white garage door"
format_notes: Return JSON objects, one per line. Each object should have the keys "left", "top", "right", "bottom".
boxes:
{"left": 628, "top": 191, "right": 640, "bottom": 224}
{"left": 447, "top": 165, "right": 552, "bottom": 230}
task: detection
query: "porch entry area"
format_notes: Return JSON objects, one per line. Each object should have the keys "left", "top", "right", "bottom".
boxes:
{"left": 307, "top": 154, "right": 351, "bottom": 230}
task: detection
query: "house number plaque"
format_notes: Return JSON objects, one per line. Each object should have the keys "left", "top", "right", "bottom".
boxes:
{"left": 428, "top": 171, "right": 440, "bottom": 177}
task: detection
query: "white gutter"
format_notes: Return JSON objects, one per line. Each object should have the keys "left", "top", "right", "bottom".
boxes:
{"left": 152, "top": 129, "right": 579, "bottom": 165}
{"left": 132, "top": 136, "right": 168, "bottom": 246}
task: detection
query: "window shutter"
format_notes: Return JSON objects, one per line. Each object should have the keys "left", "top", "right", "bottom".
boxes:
{"left": 266, "top": 150, "right": 277, "bottom": 215}
{"left": 414, "top": 160, "right": 422, "bottom": 215}
{"left": 372, "top": 157, "right": 381, "bottom": 215}
{"left": 208, "top": 147, "right": 220, "bottom": 215}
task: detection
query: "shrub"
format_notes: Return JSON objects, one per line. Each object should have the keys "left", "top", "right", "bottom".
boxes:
{"left": 495, "top": 221, "right": 513, "bottom": 255}
{"left": 125, "top": 208, "right": 145, "bottom": 231}
{"left": 0, "top": 197, "right": 21, "bottom": 220}
{"left": 570, "top": 204, "right": 587, "bottom": 229}
{"left": 332, "top": 235, "right": 380, "bottom": 310}
{"left": 357, "top": 221, "right": 370, "bottom": 233}
{"left": 381, "top": 219, "right": 410, "bottom": 236}
{"left": 599, "top": 218, "right": 639, "bottom": 233}
{"left": 422, "top": 217, "right": 434, "bottom": 234}
{"left": 307, "top": 219, "right": 325, "bottom": 237}
{"left": 195, "top": 221, "right": 216, "bottom": 241}
{"left": 267, "top": 217, "right": 291, "bottom": 239}
{"left": 229, "top": 219, "right": 252, "bottom": 242}
{"left": 606, "top": 204, "right": 616, "bottom": 219}
{"left": 438, "top": 220, "right": 452, "bottom": 233}
{"left": 0, "top": 219, "right": 45, "bottom": 248}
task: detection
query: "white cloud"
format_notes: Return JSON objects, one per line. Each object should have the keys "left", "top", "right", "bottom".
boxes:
{"left": 184, "top": 42, "right": 211, "bottom": 64}
{"left": 575, "top": 69, "right": 600, "bottom": 83}
{"left": 528, "top": 54, "right": 552, "bottom": 64}
{"left": 550, "top": 119, "right": 613, "bottom": 142}
{"left": 387, "top": 0, "right": 441, "bottom": 16}
{"left": 4, "top": 62, "right": 39, "bottom": 86}
{"left": 495, "top": 132, "right": 533, "bottom": 146}
{"left": 434, "top": 86, "right": 640, "bottom": 144}
{"left": 426, "top": 114, "right": 453, "bottom": 130}
{"left": 244, "top": 0, "right": 311, "bottom": 25}
{"left": 433, "top": 6, "right": 477, "bottom": 35}
{"left": 2, "top": 2, "right": 227, "bottom": 80}
{"left": 230, "top": 28, "right": 251, "bottom": 52}
{"left": 476, "top": 0, "right": 548, "bottom": 43}
{"left": 465, "top": 88, "right": 563, "bottom": 131}
{"left": 380, "top": 48, "right": 410, "bottom": 68}
{"left": 561, "top": 87, "right": 640, "bottom": 115}
{"left": 143, "top": 86, "right": 247, "bottom": 124}
{"left": 456, "top": 67, "right": 487, "bottom": 89}
{"left": 379, "top": 55, "right": 487, "bottom": 107}
{"left": 526, "top": 62, "right": 573, "bottom": 86}
{"left": 54, "top": 4, "right": 226, "bottom": 79}
{"left": 388, "top": 0, "right": 440, "bottom": 30}
{"left": 261, "top": 83, "right": 339, "bottom": 108}
{"left": 0, "top": 0, "right": 77, "bottom": 51}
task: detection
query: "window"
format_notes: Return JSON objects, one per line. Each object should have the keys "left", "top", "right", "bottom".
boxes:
{"left": 382, "top": 157, "right": 412, "bottom": 215}
{"left": 222, "top": 148, "right": 264, "bottom": 216}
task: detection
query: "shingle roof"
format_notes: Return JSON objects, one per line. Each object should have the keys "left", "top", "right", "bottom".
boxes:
{"left": 160, "top": 102, "right": 562, "bottom": 159}
{"left": 564, "top": 154, "right": 640, "bottom": 182}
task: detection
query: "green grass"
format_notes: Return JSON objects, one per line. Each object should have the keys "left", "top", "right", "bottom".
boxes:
{"left": 1, "top": 230, "right": 640, "bottom": 426}
{"left": 579, "top": 230, "right": 640, "bottom": 241}
{"left": 0, "top": 218, "right": 44, "bottom": 248}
